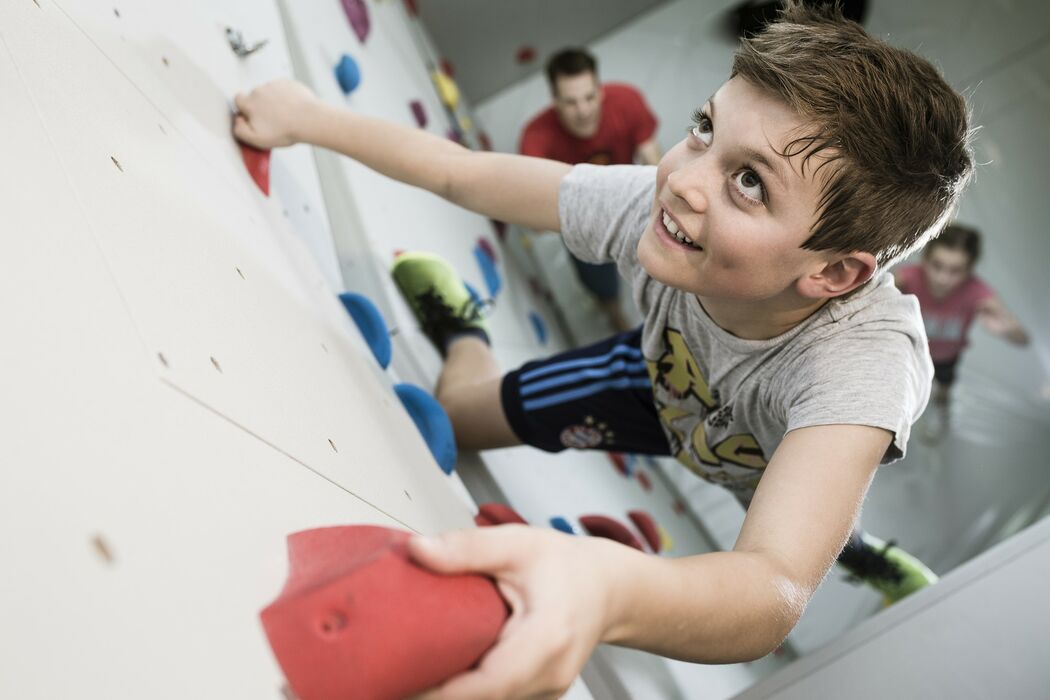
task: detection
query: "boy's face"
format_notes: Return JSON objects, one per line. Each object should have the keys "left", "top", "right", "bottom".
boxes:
{"left": 922, "top": 246, "right": 972, "bottom": 298}
{"left": 553, "top": 72, "right": 603, "bottom": 139}
{"left": 637, "top": 77, "right": 833, "bottom": 301}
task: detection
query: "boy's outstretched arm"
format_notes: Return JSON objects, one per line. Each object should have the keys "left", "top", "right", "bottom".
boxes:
{"left": 408, "top": 424, "right": 890, "bottom": 700}
{"left": 976, "top": 296, "right": 1030, "bottom": 346}
{"left": 233, "top": 80, "right": 570, "bottom": 232}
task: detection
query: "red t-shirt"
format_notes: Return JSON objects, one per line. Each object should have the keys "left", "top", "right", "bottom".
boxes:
{"left": 519, "top": 83, "right": 658, "bottom": 165}
{"left": 896, "top": 263, "right": 995, "bottom": 362}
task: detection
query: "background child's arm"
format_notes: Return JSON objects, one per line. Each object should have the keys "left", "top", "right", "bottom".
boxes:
{"left": 409, "top": 424, "right": 890, "bottom": 699}
{"left": 976, "top": 296, "right": 1030, "bottom": 346}
{"left": 233, "top": 80, "right": 570, "bottom": 232}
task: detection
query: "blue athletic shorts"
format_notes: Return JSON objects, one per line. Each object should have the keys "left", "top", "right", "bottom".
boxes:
{"left": 570, "top": 256, "right": 620, "bottom": 301}
{"left": 500, "top": 327, "right": 672, "bottom": 455}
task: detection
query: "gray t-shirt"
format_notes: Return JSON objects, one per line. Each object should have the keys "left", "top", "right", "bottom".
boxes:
{"left": 559, "top": 164, "right": 932, "bottom": 504}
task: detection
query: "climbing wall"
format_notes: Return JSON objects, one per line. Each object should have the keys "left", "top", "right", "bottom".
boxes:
{"left": 0, "top": 0, "right": 723, "bottom": 697}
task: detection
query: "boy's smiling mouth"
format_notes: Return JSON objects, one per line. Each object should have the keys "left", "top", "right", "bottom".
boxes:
{"left": 657, "top": 207, "right": 703, "bottom": 251}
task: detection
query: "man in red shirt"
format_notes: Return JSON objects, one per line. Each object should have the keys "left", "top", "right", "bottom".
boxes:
{"left": 520, "top": 48, "right": 661, "bottom": 332}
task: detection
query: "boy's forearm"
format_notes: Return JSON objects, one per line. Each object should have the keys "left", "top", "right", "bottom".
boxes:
{"left": 297, "top": 101, "right": 464, "bottom": 199}
{"left": 599, "top": 545, "right": 806, "bottom": 663}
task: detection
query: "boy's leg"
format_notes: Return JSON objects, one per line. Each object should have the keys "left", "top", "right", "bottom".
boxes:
{"left": 392, "top": 252, "right": 517, "bottom": 451}
{"left": 570, "top": 256, "right": 634, "bottom": 334}
{"left": 923, "top": 360, "right": 957, "bottom": 441}
{"left": 437, "top": 336, "right": 518, "bottom": 450}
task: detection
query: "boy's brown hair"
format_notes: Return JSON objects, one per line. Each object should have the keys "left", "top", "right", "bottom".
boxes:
{"left": 732, "top": 1, "right": 974, "bottom": 270}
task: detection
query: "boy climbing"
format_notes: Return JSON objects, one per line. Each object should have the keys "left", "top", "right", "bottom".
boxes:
{"left": 895, "top": 224, "right": 1029, "bottom": 440}
{"left": 234, "top": 4, "right": 972, "bottom": 698}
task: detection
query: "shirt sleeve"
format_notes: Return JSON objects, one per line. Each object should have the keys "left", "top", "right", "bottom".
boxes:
{"left": 558, "top": 163, "right": 657, "bottom": 276}
{"left": 519, "top": 122, "right": 549, "bottom": 158}
{"left": 781, "top": 329, "right": 932, "bottom": 464}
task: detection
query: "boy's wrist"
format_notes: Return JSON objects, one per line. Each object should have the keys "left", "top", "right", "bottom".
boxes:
{"left": 294, "top": 98, "right": 335, "bottom": 146}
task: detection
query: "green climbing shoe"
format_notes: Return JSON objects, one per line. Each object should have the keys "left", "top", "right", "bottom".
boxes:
{"left": 391, "top": 252, "right": 489, "bottom": 355}
{"left": 838, "top": 532, "right": 938, "bottom": 605}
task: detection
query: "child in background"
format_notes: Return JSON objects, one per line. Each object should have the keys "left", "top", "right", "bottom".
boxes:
{"left": 234, "top": 4, "right": 971, "bottom": 698}
{"left": 895, "top": 224, "right": 1029, "bottom": 440}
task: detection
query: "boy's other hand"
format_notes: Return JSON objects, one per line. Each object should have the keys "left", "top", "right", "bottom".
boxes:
{"left": 233, "top": 79, "right": 318, "bottom": 149}
{"left": 408, "top": 526, "right": 619, "bottom": 700}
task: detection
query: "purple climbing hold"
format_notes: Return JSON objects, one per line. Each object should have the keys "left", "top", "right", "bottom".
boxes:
{"left": 341, "top": 0, "right": 370, "bottom": 43}
{"left": 410, "top": 100, "right": 427, "bottom": 128}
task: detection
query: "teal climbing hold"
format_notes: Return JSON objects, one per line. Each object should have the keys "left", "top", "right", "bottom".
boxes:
{"left": 394, "top": 383, "right": 457, "bottom": 474}
{"left": 338, "top": 292, "right": 391, "bottom": 369}
{"left": 335, "top": 54, "right": 361, "bottom": 94}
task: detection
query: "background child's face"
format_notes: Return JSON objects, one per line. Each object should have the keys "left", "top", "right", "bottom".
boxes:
{"left": 637, "top": 77, "right": 833, "bottom": 301}
{"left": 922, "top": 246, "right": 972, "bottom": 298}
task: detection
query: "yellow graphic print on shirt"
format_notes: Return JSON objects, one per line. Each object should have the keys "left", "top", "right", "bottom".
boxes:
{"left": 647, "top": 328, "right": 767, "bottom": 491}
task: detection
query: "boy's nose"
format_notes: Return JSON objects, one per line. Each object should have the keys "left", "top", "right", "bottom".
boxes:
{"left": 667, "top": 168, "right": 709, "bottom": 214}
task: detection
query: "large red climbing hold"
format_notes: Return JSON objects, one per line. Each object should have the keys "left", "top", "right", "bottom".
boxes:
{"left": 475, "top": 503, "right": 528, "bottom": 527}
{"left": 578, "top": 515, "right": 644, "bottom": 551}
{"left": 239, "top": 143, "right": 270, "bottom": 196}
{"left": 628, "top": 510, "right": 662, "bottom": 553}
{"left": 260, "top": 526, "right": 508, "bottom": 700}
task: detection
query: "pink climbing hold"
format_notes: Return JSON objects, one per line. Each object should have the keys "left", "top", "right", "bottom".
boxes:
{"left": 628, "top": 510, "right": 662, "bottom": 553}
{"left": 239, "top": 142, "right": 271, "bottom": 196}
{"left": 260, "top": 526, "right": 508, "bottom": 700}
{"left": 578, "top": 515, "right": 644, "bottom": 551}
{"left": 341, "top": 0, "right": 370, "bottom": 43}
{"left": 475, "top": 503, "right": 528, "bottom": 527}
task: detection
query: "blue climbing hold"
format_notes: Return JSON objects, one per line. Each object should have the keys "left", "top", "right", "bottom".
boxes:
{"left": 528, "top": 311, "right": 548, "bottom": 345}
{"left": 338, "top": 292, "right": 392, "bottom": 369}
{"left": 473, "top": 244, "right": 502, "bottom": 298}
{"left": 549, "top": 517, "right": 576, "bottom": 535}
{"left": 463, "top": 281, "right": 483, "bottom": 309}
{"left": 335, "top": 54, "right": 361, "bottom": 94}
{"left": 394, "top": 383, "right": 457, "bottom": 474}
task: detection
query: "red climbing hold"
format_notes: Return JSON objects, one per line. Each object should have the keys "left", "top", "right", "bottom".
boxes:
{"left": 239, "top": 142, "right": 270, "bottom": 196}
{"left": 672, "top": 499, "right": 687, "bottom": 516}
{"left": 476, "top": 236, "right": 498, "bottom": 265}
{"left": 628, "top": 510, "right": 662, "bottom": 553}
{"left": 403, "top": 0, "right": 418, "bottom": 17}
{"left": 260, "top": 526, "right": 508, "bottom": 700}
{"left": 475, "top": 503, "right": 528, "bottom": 527}
{"left": 607, "top": 452, "right": 630, "bottom": 477}
{"left": 578, "top": 515, "right": 644, "bottom": 551}
{"left": 636, "top": 469, "right": 653, "bottom": 492}
{"left": 440, "top": 57, "right": 456, "bottom": 78}
{"left": 478, "top": 131, "right": 493, "bottom": 151}
{"left": 516, "top": 45, "right": 536, "bottom": 64}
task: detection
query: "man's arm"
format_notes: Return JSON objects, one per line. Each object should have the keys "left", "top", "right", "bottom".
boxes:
{"left": 976, "top": 296, "right": 1030, "bottom": 345}
{"left": 233, "top": 80, "right": 570, "bottom": 232}
{"left": 634, "top": 138, "right": 662, "bottom": 165}
{"left": 409, "top": 424, "right": 889, "bottom": 699}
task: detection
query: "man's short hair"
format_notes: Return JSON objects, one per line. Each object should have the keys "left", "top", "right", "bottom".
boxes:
{"left": 732, "top": 1, "right": 974, "bottom": 270}
{"left": 926, "top": 223, "right": 981, "bottom": 266}
{"left": 545, "top": 48, "right": 598, "bottom": 90}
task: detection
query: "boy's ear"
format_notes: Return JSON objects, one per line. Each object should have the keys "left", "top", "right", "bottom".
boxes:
{"left": 798, "top": 252, "right": 877, "bottom": 299}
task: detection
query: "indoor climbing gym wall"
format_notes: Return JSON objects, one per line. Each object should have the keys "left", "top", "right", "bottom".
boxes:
{"left": 0, "top": 0, "right": 738, "bottom": 698}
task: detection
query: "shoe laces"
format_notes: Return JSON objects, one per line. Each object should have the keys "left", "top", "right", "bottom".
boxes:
{"left": 841, "top": 539, "right": 905, "bottom": 585}
{"left": 414, "top": 287, "right": 490, "bottom": 339}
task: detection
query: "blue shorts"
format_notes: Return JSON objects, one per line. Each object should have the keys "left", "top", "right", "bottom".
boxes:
{"left": 500, "top": 327, "right": 671, "bottom": 455}
{"left": 570, "top": 256, "right": 620, "bottom": 302}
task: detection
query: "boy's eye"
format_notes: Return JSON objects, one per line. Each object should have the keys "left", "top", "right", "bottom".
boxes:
{"left": 690, "top": 109, "right": 713, "bottom": 146}
{"left": 734, "top": 169, "right": 765, "bottom": 203}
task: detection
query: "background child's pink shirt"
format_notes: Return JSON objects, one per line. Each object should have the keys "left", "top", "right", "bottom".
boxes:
{"left": 897, "top": 264, "right": 996, "bottom": 362}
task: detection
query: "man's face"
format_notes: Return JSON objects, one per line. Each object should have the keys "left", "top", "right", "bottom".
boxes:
{"left": 922, "top": 246, "right": 972, "bottom": 298}
{"left": 553, "top": 72, "right": 603, "bottom": 139}
{"left": 637, "top": 77, "right": 832, "bottom": 301}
